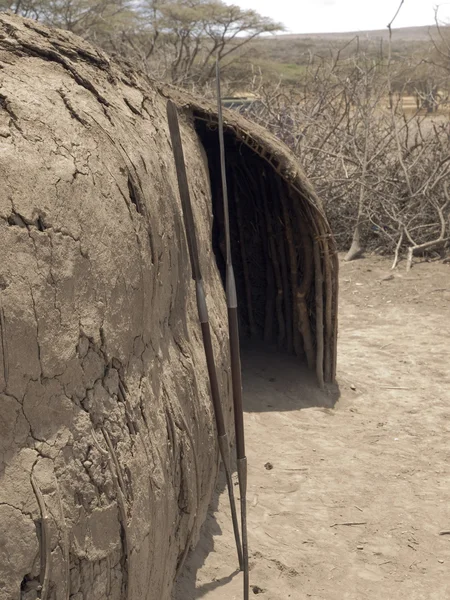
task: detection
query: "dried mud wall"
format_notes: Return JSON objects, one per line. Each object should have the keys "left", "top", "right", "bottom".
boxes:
{"left": 0, "top": 14, "right": 231, "bottom": 600}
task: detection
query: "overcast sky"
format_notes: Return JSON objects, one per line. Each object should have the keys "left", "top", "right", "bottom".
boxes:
{"left": 225, "top": 0, "right": 450, "bottom": 34}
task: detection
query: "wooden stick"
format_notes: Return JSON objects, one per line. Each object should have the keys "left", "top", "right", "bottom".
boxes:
{"left": 174, "top": 403, "right": 201, "bottom": 578}
{"left": 381, "top": 386, "right": 411, "bottom": 390}
{"left": 405, "top": 184, "right": 449, "bottom": 272}
{"left": 262, "top": 169, "right": 285, "bottom": 348}
{"left": 118, "top": 380, "right": 137, "bottom": 435}
{"left": 262, "top": 201, "right": 275, "bottom": 344}
{"left": 313, "top": 239, "right": 325, "bottom": 389}
{"left": 102, "top": 428, "right": 128, "bottom": 504}
{"left": 56, "top": 480, "right": 70, "bottom": 600}
{"left": 215, "top": 64, "right": 249, "bottom": 598}
{"left": 167, "top": 99, "right": 243, "bottom": 571}
{"left": 322, "top": 234, "right": 333, "bottom": 383}
{"left": 233, "top": 175, "right": 257, "bottom": 337}
{"left": 236, "top": 157, "right": 271, "bottom": 341}
{"left": 330, "top": 521, "right": 367, "bottom": 527}
{"left": 0, "top": 294, "right": 8, "bottom": 386}
{"left": 295, "top": 205, "right": 315, "bottom": 370}
{"left": 280, "top": 192, "right": 302, "bottom": 356}
{"left": 31, "top": 472, "right": 51, "bottom": 600}
{"left": 92, "top": 426, "right": 131, "bottom": 599}
{"left": 239, "top": 160, "right": 274, "bottom": 342}
{"left": 232, "top": 170, "right": 259, "bottom": 336}
{"left": 97, "top": 428, "right": 130, "bottom": 566}
{"left": 406, "top": 246, "right": 414, "bottom": 273}
{"left": 331, "top": 249, "right": 339, "bottom": 382}
{"left": 391, "top": 228, "right": 404, "bottom": 270}
{"left": 275, "top": 176, "right": 293, "bottom": 354}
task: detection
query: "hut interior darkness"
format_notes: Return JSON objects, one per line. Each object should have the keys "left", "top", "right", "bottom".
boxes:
{"left": 195, "top": 116, "right": 337, "bottom": 384}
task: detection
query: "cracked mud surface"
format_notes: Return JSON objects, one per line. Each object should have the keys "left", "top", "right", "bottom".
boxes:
{"left": 175, "top": 256, "right": 450, "bottom": 600}
{"left": 0, "top": 14, "right": 232, "bottom": 600}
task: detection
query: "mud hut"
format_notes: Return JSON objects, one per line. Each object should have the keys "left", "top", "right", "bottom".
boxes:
{"left": 0, "top": 14, "right": 338, "bottom": 600}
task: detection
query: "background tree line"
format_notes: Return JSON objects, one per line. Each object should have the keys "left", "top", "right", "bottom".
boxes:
{"left": 1, "top": 0, "right": 282, "bottom": 84}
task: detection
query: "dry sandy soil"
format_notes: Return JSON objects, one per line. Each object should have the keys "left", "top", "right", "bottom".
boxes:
{"left": 174, "top": 254, "right": 450, "bottom": 600}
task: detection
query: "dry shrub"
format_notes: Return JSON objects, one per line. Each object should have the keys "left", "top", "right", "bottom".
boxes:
{"left": 234, "top": 53, "right": 450, "bottom": 264}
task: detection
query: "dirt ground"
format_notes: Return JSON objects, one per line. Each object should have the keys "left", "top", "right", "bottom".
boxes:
{"left": 174, "top": 254, "right": 450, "bottom": 600}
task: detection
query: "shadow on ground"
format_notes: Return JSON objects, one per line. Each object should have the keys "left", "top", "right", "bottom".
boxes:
{"left": 174, "top": 342, "right": 340, "bottom": 598}
{"left": 173, "top": 468, "right": 240, "bottom": 599}
{"left": 241, "top": 342, "right": 340, "bottom": 412}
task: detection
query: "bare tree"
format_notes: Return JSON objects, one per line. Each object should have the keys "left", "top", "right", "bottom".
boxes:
{"left": 237, "top": 34, "right": 450, "bottom": 268}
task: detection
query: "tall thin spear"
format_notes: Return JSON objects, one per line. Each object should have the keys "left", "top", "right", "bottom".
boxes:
{"left": 216, "top": 59, "right": 249, "bottom": 600}
{"left": 166, "top": 100, "right": 243, "bottom": 573}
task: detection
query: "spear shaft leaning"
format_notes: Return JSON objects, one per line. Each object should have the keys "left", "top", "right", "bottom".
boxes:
{"left": 216, "top": 60, "right": 249, "bottom": 600}
{"left": 166, "top": 100, "right": 243, "bottom": 572}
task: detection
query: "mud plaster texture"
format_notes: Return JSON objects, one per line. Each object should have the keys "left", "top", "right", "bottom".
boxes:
{"left": 0, "top": 14, "right": 233, "bottom": 600}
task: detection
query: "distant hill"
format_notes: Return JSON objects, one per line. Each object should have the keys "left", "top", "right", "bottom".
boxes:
{"left": 235, "top": 25, "right": 438, "bottom": 83}
{"left": 272, "top": 25, "right": 436, "bottom": 42}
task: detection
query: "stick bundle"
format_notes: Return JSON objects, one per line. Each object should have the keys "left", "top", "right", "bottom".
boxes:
{"left": 196, "top": 121, "right": 336, "bottom": 383}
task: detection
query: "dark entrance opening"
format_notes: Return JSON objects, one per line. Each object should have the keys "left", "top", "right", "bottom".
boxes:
{"left": 195, "top": 117, "right": 312, "bottom": 362}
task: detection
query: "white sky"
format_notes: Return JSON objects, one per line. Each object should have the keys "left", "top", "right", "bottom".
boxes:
{"left": 225, "top": 0, "right": 450, "bottom": 34}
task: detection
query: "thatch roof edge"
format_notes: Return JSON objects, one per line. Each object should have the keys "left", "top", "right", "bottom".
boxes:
{"left": 156, "top": 82, "right": 332, "bottom": 233}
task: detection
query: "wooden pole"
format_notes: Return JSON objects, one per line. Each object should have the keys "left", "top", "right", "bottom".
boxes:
{"left": 313, "top": 238, "right": 325, "bottom": 389}
{"left": 166, "top": 99, "right": 243, "bottom": 572}
{"left": 216, "top": 59, "right": 249, "bottom": 600}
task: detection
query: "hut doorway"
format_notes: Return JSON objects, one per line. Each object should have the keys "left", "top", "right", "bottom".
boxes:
{"left": 194, "top": 117, "right": 336, "bottom": 385}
